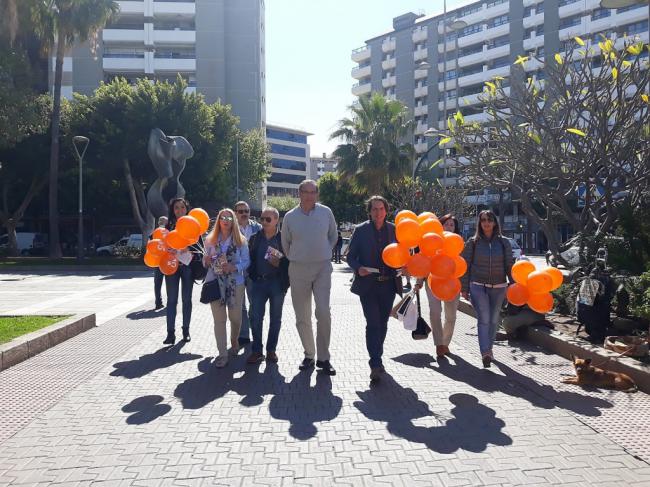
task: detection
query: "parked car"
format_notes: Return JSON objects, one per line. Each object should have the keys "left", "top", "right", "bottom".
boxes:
{"left": 96, "top": 234, "right": 143, "bottom": 256}
{"left": 505, "top": 237, "right": 523, "bottom": 260}
{"left": 0, "top": 232, "right": 48, "bottom": 256}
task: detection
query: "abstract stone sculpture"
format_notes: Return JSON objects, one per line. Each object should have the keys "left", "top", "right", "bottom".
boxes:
{"left": 146, "top": 128, "right": 194, "bottom": 222}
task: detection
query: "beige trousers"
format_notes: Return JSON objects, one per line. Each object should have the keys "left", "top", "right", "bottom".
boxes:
{"left": 425, "top": 281, "right": 459, "bottom": 346}
{"left": 289, "top": 260, "right": 332, "bottom": 361}
{"left": 210, "top": 284, "right": 245, "bottom": 358}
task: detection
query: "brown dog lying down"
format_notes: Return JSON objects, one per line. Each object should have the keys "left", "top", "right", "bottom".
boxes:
{"left": 562, "top": 357, "right": 638, "bottom": 393}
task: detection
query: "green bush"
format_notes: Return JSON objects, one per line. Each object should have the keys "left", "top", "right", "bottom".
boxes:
{"left": 552, "top": 283, "right": 578, "bottom": 315}
{"left": 626, "top": 271, "right": 650, "bottom": 322}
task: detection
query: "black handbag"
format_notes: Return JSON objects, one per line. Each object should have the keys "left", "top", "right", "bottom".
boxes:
{"left": 412, "top": 290, "right": 432, "bottom": 340}
{"left": 200, "top": 279, "right": 221, "bottom": 304}
{"left": 190, "top": 257, "right": 208, "bottom": 282}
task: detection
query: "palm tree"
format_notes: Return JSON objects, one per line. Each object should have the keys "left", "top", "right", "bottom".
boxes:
{"left": 33, "top": 0, "right": 118, "bottom": 257}
{"left": 330, "top": 93, "right": 415, "bottom": 194}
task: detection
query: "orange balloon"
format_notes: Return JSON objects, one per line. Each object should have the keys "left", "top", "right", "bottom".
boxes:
{"left": 544, "top": 267, "right": 564, "bottom": 291}
{"left": 430, "top": 254, "right": 456, "bottom": 279}
{"left": 452, "top": 255, "right": 467, "bottom": 278}
{"left": 395, "top": 210, "right": 418, "bottom": 225}
{"left": 512, "top": 260, "right": 536, "bottom": 284}
{"left": 396, "top": 218, "right": 421, "bottom": 248}
{"left": 143, "top": 252, "right": 161, "bottom": 268}
{"left": 427, "top": 275, "right": 461, "bottom": 301}
{"left": 417, "top": 211, "right": 436, "bottom": 223}
{"left": 507, "top": 283, "right": 530, "bottom": 306}
{"left": 165, "top": 230, "right": 191, "bottom": 250}
{"left": 420, "top": 218, "right": 444, "bottom": 236}
{"left": 442, "top": 232, "right": 464, "bottom": 256}
{"left": 152, "top": 227, "right": 169, "bottom": 240}
{"left": 382, "top": 243, "right": 410, "bottom": 268}
{"left": 146, "top": 238, "right": 166, "bottom": 257}
{"left": 176, "top": 215, "right": 201, "bottom": 240}
{"left": 159, "top": 253, "right": 179, "bottom": 275}
{"left": 406, "top": 253, "right": 432, "bottom": 278}
{"left": 189, "top": 208, "right": 210, "bottom": 234}
{"left": 419, "top": 232, "right": 444, "bottom": 257}
{"left": 527, "top": 292, "right": 554, "bottom": 314}
{"left": 527, "top": 270, "right": 553, "bottom": 294}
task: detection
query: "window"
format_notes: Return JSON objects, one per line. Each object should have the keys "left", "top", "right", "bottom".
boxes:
{"left": 524, "top": 6, "right": 533, "bottom": 17}
{"left": 439, "top": 89, "right": 457, "bottom": 101}
{"left": 268, "top": 173, "right": 306, "bottom": 185}
{"left": 266, "top": 129, "right": 307, "bottom": 144}
{"left": 536, "top": 23, "right": 544, "bottom": 35}
{"left": 460, "top": 4, "right": 482, "bottom": 16}
{"left": 154, "top": 49, "right": 195, "bottom": 59}
{"left": 591, "top": 8, "right": 611, "bottom": 20}
{"left": 618, "top": 3, "right": 645, "bottom": 13}
{"left": 269, "top": 144, "right": 306, "bottom": 157}
{"left": 104, "top": 48, "right": 145, "bottom": 58}
{"left": 459, "top": 23, "right": 482, "bottom": 37}
{"left": 460, "top": 43, "right": 483, "bottom": 56}
{"left": 444, "top": 69, "right": 457, "bottom": 80}
{"left": 559, "top": 14, "right": 582, "bottom": 30}
{"left": 440, "top": 31, "right": 458, "bottom": 44}
{"left": 488, "top": 14, "right": 509, "bottom": 28}
{"left": 489, "top": 55, "right": 510, "bottom": 69}
{"left": 271, "top": 158, "right": 307, "bottom": 171}
{"left": 524, "top": 27, "right": 535, "bottom": 38}
{"left": 415, "top": 96, "right": 428, "bottom": 105}
{"left": 460, "top": 63, "right": 484, "bottom": 77}
{"left": 459, "top": 83, "right": 483, "bottom": 96}
{"left": 486, "top": 0, "right": 507, "bottom": 7}
{"left": 536, "top": 2, "right": 544, "bottom": 13}
{"left": 624, "top": 20, "right": 648, "bottom": 35}
{"left": 486, "top": 35, "right": 509, "bottom": 49}
{"left": 413, "top": 42, "right": 426, "bottom": 51}
{"left": 559, "top": 0, "right": 579, "bottom": 6}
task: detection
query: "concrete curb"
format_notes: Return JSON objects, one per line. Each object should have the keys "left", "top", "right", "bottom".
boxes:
{"left": 0, "top": 314, "right": 96, "bottom": 371}
{"left": 0, "top": 265, "right": 148, "bottom": 272}
{"left": 458, "top": 300, "right": 650, "bottom": 394}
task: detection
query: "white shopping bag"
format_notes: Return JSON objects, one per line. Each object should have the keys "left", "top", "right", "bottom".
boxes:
{"left": 395, "top": 291, "right": 417, "bottom": 331}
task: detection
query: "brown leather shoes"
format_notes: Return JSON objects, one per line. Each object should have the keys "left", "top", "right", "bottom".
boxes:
{"left": 266, "top": 351, "right": 278, "bottom": 363}
{"left": 246, "top": 352, "right": 264, "bottom": 364}
{"left": 436, "top": 345, "right": 450, "bottom": 357}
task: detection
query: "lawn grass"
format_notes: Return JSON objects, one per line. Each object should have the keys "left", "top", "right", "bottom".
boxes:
{"left": 0, "top": 316, "right": 69, "bottom": 344}
{"left": 0, "top": 257, "right": 143, "bottom": 267}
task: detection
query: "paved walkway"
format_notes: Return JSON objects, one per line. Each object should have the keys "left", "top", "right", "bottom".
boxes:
{"left": 1, "top": 266, "right": 649, "bottom": 486}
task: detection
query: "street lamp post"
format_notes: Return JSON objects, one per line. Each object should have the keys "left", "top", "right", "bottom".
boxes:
{"left": 72, "top": 136, "right": 89, "bottom": 263}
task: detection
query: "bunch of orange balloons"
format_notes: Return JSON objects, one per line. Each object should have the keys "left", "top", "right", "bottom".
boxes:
{"left": 506, "top": 261, "right": 563, "bottom": 313}
{"left": 381, "top": 210, "right": 467, "bottom": 302}
{"left": 143, "top": 208, "right": 210, "bottom": 275}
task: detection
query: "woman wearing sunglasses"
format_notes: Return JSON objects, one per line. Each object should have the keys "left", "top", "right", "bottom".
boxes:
{"left": 460, "top": 210, "right": 513, "bottom": 368}
{"left": 203, "top": 208, "right": 250, "bottom": 367}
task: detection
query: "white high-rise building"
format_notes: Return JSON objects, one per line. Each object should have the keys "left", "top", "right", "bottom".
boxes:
{"left": 266, "top": 124, "right": 312, "bottom": 197}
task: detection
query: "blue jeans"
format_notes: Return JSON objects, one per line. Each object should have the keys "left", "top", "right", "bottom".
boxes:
{"left": 238, "top": 278, "right": 254, "bottom": 341}
{"left": 165, "top": 264, "right": 193, "bottom": 337}
{"left": 469, "top": 283, "right": 506, "bottom": 356}
{"left": 359, "top": 281, "right": 396, "bottom": 369}
{"left": 249, "top": 278, "right": 286, "bottom": 354}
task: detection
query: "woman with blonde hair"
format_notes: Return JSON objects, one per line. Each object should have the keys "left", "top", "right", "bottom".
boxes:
{"left": 203, "top": 208, "right": 250, "bottom": 367}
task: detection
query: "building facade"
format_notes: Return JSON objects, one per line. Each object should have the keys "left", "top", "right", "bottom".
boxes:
{"left": 351, "top": 0, "right": 649, "bottom": 249}
{"left": 266, "top": 124, "right": 312, "bottom": 197}
{"left": 52, "top": 0, "right": 266, "bottom": 130}
{"left": 309, "top": 153, "right": 339, "bottom": 180}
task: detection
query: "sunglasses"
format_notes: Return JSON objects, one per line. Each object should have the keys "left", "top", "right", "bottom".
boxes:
{"left": 236, "top": 209, "right": 250, "bottom": 214}
{"left": 219, "top": 215, "right": 234, "bottom": 222}
{"left": 260, "top": 216, "right": 274, "bottom": 223}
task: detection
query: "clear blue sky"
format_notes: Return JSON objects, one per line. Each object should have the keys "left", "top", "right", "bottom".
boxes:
{"left": 266, "top": 0, "right": 468, "bottom": 157}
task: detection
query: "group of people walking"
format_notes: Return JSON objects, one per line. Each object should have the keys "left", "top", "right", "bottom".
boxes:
{"left": 153, "top": 181, "right": 514, "bottom": 382}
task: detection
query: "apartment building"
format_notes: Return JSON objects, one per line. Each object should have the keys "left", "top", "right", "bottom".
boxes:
{"left": 309, "top": 153, "right": 339, "bottom": 180}
{"left": 52, "top": 0, "right": 266, "bottom": 130}
{"left": 266, "top": 124, "right": 312, "bottom": 197}
{"left": 351, "top": 0, "right": 648, "bottom": 248}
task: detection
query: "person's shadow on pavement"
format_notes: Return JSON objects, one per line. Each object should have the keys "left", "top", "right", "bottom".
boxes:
{"left": 122, "top": 395, "right": 171, "bottom": 425}
{"left": 392, "top": 352, "right": 612, "bottom": 417}
{"left": 110, "top": 343, "right": 202, "bottom": 380}
{"left": 231, "top": 362, "right": 286, "bottom": 407}
{"left": 354, "top": 374, "right": 511, "bottom": 453}
{"left": 173, "top": 357, "right": 237, "bottom": 410}
{"left": 268, "top": 370, "right": 343, "bottom": 440}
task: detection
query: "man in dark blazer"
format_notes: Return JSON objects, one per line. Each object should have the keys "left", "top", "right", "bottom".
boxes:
{"left": 347, "top": 195, "right": 402, "bottom": 382}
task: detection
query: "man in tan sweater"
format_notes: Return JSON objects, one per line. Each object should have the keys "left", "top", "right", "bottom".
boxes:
{"left": 281, "top": 180, "right": 338, "bottom": 375}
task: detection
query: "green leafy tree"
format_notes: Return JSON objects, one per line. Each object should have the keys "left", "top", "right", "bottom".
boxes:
{"left": 31, "top": 0, "right": 119, "bottom": 257}
{"left": 330, "top": 93, "right": 414, "bottom": 194}
{"left": 267, "top": 195, "right": 298, "bottom": 213}
{"left": 448, "top": 36, "right": 650, "bottom": 263}
{"left": 317, "top": 173, "right": 366, "bottom": 224}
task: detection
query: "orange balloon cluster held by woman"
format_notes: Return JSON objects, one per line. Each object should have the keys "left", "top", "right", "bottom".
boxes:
{"left": 506, "top": 260, "right": 563, "bottom": 313}
{"left": 382, "top": 210, "right": 467, "bottom": 301}
{"left": 143, "top": 208, "right": 209, "bottom": 275}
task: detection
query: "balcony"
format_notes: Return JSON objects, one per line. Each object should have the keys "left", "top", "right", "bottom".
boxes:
{"left": 103, "top": 56, "right": 145, "bottom": 71}
{"left": 559, "top": 19, "right": 585, "bottom": 39}
{"left": 351, "top": 82, "right": 371, "bottom": 96}
{"left": 153, "top": 28, "right": 195, "bottom": 44}
{"left": 415, "top": 66, "right": 429, "bottom": 79}
{"left": 523, "top": 12, "right": 544, "bottom": 28}
{"left": 485, "top": 0, "right": 510, "bottom": 17}
{"left": 351, "top": 45, "right": 371, "bottom": 62}
{"left": 559, "top": 0, "right": 585, "bottom": 18}
{"left": 464, "top": 110, "right": 489, "bottom": 123}
{"left": 415, "top": 122, "right": 428, "bottom": 135}
{"left": 351, "top": 64, "right": 371, "bottom": 79}
{"left": 414, "top": 104, "right": 428, "bottom": 116}
{"left": 153, "top": 1, "right": 195, "bottom": 16}
{"left": 381, "top": 57, "right": 396, "bottom": 70}
{"left": 382, "top": 37, "right": 396, "bottom": 52}
{"left": 153, "top": 57, "right": 196, "bottom": 71}
{"left": 381, "top": 75, "right": 396, "bottom": 88}
{"left": 412, "top": 26, "right": 427, "bottom": 43}
{"left": 414, "top": 85, "right": 428, "bottom": 98}
{"left": 102, "top": 28, "right": 145, "bottom": 43}
{"left": 117, "top": 1, "right": 145, "bottom": 15}
{"left": 414, "top": 47, "right": 428, "bottom": 62}
{"left": 456, "top": 49, "right": 487, "bottom": 68}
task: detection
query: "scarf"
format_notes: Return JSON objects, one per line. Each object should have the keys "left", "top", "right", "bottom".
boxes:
{"left": 214, "top": 237, "right": 239, "bottom": 307}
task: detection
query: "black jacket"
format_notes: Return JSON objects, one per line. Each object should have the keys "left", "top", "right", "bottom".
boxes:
{"left": 248, "top": 230, "right": 290, "bottom": 292}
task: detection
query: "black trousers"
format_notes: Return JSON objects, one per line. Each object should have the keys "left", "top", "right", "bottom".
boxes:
{"left": 359, "top": 281, "right": 396, "bottom": 368}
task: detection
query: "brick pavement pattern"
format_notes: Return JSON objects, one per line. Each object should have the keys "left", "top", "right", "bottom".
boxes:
{"left": 1, "top": 266, "right": 650, "bottom": 486}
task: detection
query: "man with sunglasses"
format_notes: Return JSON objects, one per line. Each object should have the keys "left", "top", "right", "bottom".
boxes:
{"left": 234, "top": 201, "right": 262, "bottom": 346}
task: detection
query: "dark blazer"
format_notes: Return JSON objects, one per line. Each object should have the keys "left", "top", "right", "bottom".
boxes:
{"left": 248, "top": 230, "right": 290, "bottom": 292}
{"left": 347, "top": 220, "right": 403, "bottom": 297}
